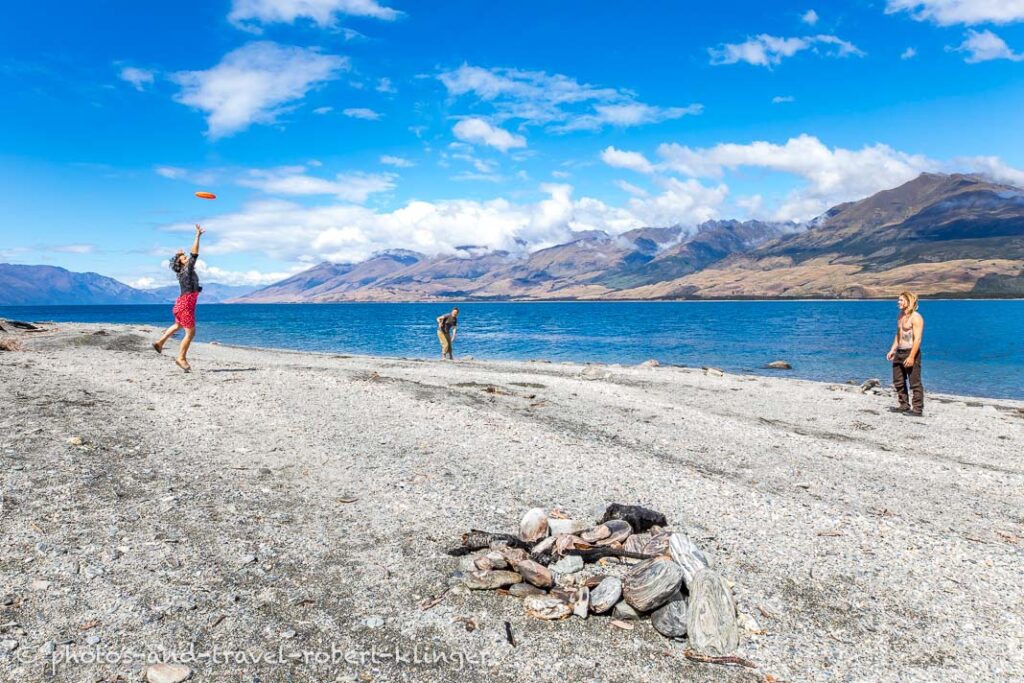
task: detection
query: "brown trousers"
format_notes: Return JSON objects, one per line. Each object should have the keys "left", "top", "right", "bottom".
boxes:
{"left": 892, "top": 349, "right": 924, "bottom": 412}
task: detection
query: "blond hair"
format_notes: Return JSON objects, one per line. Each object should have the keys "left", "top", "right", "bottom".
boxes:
{"left": 899, "top": 291, "right": 919, "bottom": 313}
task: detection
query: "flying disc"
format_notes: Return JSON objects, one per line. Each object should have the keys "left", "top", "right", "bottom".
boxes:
{"left": 194, "top": 191, "right": 217, "bottom": 200}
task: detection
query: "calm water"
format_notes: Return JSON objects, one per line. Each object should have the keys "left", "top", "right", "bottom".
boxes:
{"left": 3, "top": 301, "right": 1022, "bottom": 399}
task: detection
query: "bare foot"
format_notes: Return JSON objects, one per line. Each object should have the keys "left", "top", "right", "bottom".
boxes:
{"left": 175, "top": 358, "right": 191, "bottom": 373}
{"left": 152, "top": 342, "right": 163, "bottom": 354}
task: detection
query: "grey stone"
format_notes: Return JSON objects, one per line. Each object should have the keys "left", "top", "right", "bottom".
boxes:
{"left": 551, "top": 555, "right": 584, "bottom": 575}
{"left": 652, "top": 591, "right": 688, "bottom": 638}
{"left": 687, "top": 569, "right": 739, "bottom": 655}
{"left": 668, "top": 532, "right": 710, "bottom": 589}
{"left": 589, "top": 576, "right": 622, "bottom": 614}
{"left": 622, "top": 557, "right": 684, "bottom": 612}
{"left": 612, "top": 601, "right": 641, "bottom": 621}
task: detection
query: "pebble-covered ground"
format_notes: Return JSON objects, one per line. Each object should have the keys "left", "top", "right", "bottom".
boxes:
{"left": 1, "top": 323, "right": 1022, "bottom": 683}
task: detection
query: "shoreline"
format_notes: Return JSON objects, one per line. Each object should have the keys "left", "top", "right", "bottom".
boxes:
{"left": 1, "top": 322, "right": 1022, "bottom": 682}
{"left": 6, "top": 314, "right": 1024, "bottom": 402}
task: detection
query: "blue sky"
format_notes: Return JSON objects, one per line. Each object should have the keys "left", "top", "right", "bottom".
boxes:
{"left": 2, "top": 0, "right": 1024, "bottom": 287}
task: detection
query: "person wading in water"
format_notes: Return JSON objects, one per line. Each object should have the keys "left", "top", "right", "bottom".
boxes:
{"left": 436, "top": 307, "right": 459, "bottom": 360}
{"left": 886, "top": 291, "right": 925, "bottom": 416}
{"left": 153, "top": 224, "right": 205, "bottom": 372}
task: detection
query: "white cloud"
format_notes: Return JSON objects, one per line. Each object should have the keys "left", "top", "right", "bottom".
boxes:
{"left": 237, "top": 165, "right": 396, "bottom": 202}
{"left": 452, "top": 117, "right": 527, "bottom": 152}
{"left": 198, "top": 263, "right": 303, "bottom": 286}
{"left": 380, "top": 155, "right": 414, "bottom": 167}
{"left": 228, "top": 0, "right": 401, "bottom": 30}
{"left": 163, "top": 179, "right": 732, "bottom": 265}
{"left": 50, "top": 244, "right": 96, "bottom": 254}
{"left": 438, "top": 64, "right": 700, "bottom": 134}
{"left": 119, "top": 66, "right": 155, "bottom": 91}
{"left": 626, "top": 178, "right": 728, "bottom": 227}
{"left": 128, "top": 277, "right": 158, "bottom": 289}
{"left": 772, "top": 95, "right": 796, "bottom": 103}
{"left": 957, "top": 155, "right": 1024, "bottom": 185}
{"left": 553, "top": 103, "right": 702, "bottom": 133}
{"left": 376, "top": 77, "right": 396, "bottom": 93}
{"left": 901, "top": 47, "right": 918, "bottom": 59}
{"left": 155, "top": 166, "right": 188, "bottom": 179}
{"left": 952, "top": 29, "right": 1024, "bottom": 62}
{"left": 709, "top": 34, "right": 864, "bottom": 67}
{"left": 551, "top": 170, "right": 571, "bottom": 179}
{"left": 886, "top": 0, "right": 1024, "bottom": 26}
{"left": 451, "top": 153, "right": 498, "bottom": 173}
{"left": 802, "top": 9, "right": 819, "bottom": 25}
{"left": 313, "top": 106, "right": 333, "bottom": 114}
{"left": 601, "top": 146, "right": 655, "bottom": 174}
{"left": 655, "top": 135, "right": 937, "bottom": 220}
{"left": 171, "top": 42, "right": 348, "bottom": 139}
{"left": 615, "top": 180, "right": 649, "bottom": 197}
{"left": 343, "top": 107, "right": 382, "bottom": 120}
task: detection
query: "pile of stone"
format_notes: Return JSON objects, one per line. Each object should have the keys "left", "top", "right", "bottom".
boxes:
{"left": 448, "top": 504, "right": 739, "bottom": 655}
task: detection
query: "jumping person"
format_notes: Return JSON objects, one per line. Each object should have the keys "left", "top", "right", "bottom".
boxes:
{"left": 436, "top": 307, "right": 459, "bottom": 360}
{"left": 153, "top": 224, "right": 205, "bottom": 372}
{"left": 886, "top": 291, "right": 925, "bottom": 416}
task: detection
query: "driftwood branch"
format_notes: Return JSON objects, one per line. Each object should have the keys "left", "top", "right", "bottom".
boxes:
{"left": 446, "top": 529, "right": 535, "bottom": 556}
{"left": 683, "top": 650, "right": 758, "bottom": 669}
{"left": 563, "top": 547, "right": 657, "bottom": 562}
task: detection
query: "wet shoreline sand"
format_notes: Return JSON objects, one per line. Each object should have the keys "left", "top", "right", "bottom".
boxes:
{"left": 1, "top": 322, "right": 1022, "bottom": 682}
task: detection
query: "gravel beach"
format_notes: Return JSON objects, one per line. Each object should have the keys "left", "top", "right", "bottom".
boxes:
{"left": 1, "top": 323, "right": 1022, "bottom": 683}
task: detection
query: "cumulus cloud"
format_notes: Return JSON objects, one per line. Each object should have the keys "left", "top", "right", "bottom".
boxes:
{"left": 957, "top": 155, "right": 1024, "bottom": 185}
{"left": 380, "top": 155, "right": 414, "bottom": 167}
{"left": 655, "top": 135, "right": 936, "bottom": 220}
{"left": 313, "top": 106, "right": 333, "bottom": 114}
{"left": 886, "top": 0, "right": 1024, "bottom": 26}
{"left": 901, "top": 47, "right": 918, "bottom": 59}
{"left": 171, "top": 42, "right": 348, "bottom": 139}
{"left": 119, "top": 66, "right": 155, "bottom": 91}
{"left": 376, "top": 77, "right": 396, "bottom": 93}
{"left": 452, "top": 117, "right": 527, "bottom": 152}
{"left": 772, "top": 95, "right": 796, "bottom": 103}
{"left": 601, "top": 146, "right": 655, "bottom": 174}
{"left": 197, "top": 262, "right": 305, "bottom": 286}
{"left": 228, "top": 0, "right": 401, "bottom": 30}
{"left": 952, "top": 29, "right": 1024, "bottom": 62}
{"left": 163, "top": 178, "right": 731, "bottom": 265}
{"left": 237, "top": 166, "right": 396, "bottom": 202}
{"left": 342, "top": 107, "right": 382, "bottom": 119}
{"left": 802, "top": 9, "right": 819, "bottom": 25}
{"left": 709, "top": 34, "right": 864, "bottom": 67}
{"left": 438, "top": 64, "right": 700, "bottom": 135}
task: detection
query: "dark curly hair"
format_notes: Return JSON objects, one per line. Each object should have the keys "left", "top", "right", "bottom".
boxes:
{"left": 169, "top": 254, "right": 184, "bottom": 273}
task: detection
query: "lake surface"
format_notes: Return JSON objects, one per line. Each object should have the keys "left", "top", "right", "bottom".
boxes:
{"left": 3, "top": 301, "right": 1022, "bottom": 400}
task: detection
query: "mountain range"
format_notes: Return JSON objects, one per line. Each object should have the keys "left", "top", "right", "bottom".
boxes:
{"left": 0, "top": 264, "right": 254, "bottom": 305}
{"left": 3, "top": 173, "right": 1023, "bottom": 305}
{"left": 238, "top": 173, "right": 1024, "bottom": 302}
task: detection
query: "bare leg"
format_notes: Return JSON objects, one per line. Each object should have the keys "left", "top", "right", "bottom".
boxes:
{"left": 154, "top": 323, "right": 181, "bottom": 353}
{"left": 176, "top": 327, "right": 195, "bottom": 371}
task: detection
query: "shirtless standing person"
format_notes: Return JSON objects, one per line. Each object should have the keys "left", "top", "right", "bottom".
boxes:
{"left": 436, "top": 307, "right": 459, "bottom": 360}
{"left": 886, "top": 291, "right": 925, "bottom": 416}
{"left": 153, "top": 224, "right": 205, "bottom": 372}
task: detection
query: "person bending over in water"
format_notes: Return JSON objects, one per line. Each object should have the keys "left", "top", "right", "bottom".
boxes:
{"left": 886, "top": 291, "right": 925, "bottom": 416}
{"left": 436, "top": 307, "right": 459, "bottom": 360}
{"left": 153, "top": 224, "right": 205, "bottom": 372}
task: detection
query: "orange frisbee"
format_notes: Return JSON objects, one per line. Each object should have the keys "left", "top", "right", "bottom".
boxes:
{"left": 194, "top": 191, "right": 217, "bottom": 200}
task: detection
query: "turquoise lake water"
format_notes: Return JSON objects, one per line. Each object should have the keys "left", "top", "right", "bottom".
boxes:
{"left": 2, "top": 300, "right": 1022, "bottom": 400}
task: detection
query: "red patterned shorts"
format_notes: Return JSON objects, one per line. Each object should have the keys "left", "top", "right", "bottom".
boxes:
{"left": 173, "top": 292, "right": 199, "bottom": 329}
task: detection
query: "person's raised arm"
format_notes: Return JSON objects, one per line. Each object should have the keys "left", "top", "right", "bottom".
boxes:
{"left": 904, "top": 314, "right": 924, "bottom": 367}
{"left": 436, "top": 314, "right": 444, "bottom": 326}
{"left": 191, "top": 224, "right": 205, "bottom": 256}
